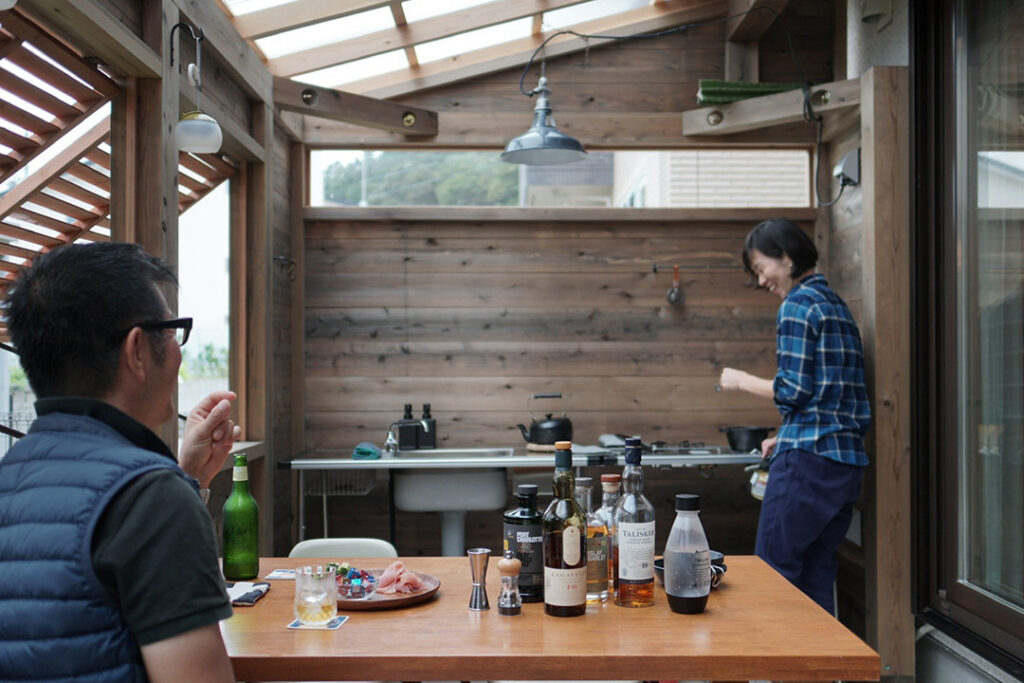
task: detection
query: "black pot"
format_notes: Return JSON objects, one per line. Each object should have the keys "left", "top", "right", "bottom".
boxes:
{"left": 516, "top": 393, "right": 573, "bottom": 445}
{"left": 720, "top": 426, "right": 774, "bottom": 452}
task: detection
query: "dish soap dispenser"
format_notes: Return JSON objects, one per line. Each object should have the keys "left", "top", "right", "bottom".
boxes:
{"left": 418, "top": 403, "right": 436, "bottom": 449}
{"left": 398, "top": 404, "right": 418, "bottom": 450}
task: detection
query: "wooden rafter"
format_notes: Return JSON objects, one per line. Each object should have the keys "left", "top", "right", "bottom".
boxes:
{"left": 726, "top": 0, "right": 791, "bottom": 41}
{"left": 338, "top": 0, "right": 727, "bottom": 99}
{"left": 232, "top": 0, "right": 393, "bottom": 40}
{"left": 388, "top": 1, "right": 417, "bottom": 69}
{"left": 271, "top": 0, "right": 592, "bottom": 78}
{"left": 273, "top": 77, "right": 437, "bottom": 136}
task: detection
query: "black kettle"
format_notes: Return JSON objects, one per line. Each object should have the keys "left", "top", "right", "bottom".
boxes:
{"left": 517, "top": 393, "right": 573, "bottom": 445}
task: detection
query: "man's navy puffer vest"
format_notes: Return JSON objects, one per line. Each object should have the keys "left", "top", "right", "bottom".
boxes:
{"left": 0, "top": 412, "right": 190, "bottom": 682}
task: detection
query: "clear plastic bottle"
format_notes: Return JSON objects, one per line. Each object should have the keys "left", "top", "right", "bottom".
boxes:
{"left": 664, "top": 493, "right": 712, "bottom": 614}
{"left": 613, "top": 436, "right": 655, "bottom": 607}
{"left": 573, "top": 476, "right": 609, "bottom": 603}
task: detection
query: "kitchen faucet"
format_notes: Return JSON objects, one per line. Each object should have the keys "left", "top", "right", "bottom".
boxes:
{"left": 384, "top": 419, "right": 430, "bottom": 454}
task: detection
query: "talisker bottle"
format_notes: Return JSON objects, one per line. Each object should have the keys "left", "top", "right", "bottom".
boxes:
{"left": 222, "top": 453, "right": 259, "bottom": 580}
{"left": 502, "top": 484, "right": 544, "bottom": 603}
{"left": 542, "top": 441, "right": 587, "bottom": 617}
{"left": 613, "top": 436, "right": 655, "bottom": 607}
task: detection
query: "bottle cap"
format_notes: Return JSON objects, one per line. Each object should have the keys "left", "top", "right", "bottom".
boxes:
{"left": 575, "top": 476, "right": 593, "bottom": 487}
{"left": 600, "top": 473, "right": 621, "bottom": 482}
{"left": 516, "top": 484, "right": 538, "bottom": 498}
{"left": 624, "top": 436, "right": 642, "bottom": 464}
{"left": 555, "top": 440, "right": 572, "bottom": 450}
{"left": 675, "top": 493, "right": 700, "bottom": 511}
{"left": 554, "top": 448, "right": 572, "bottom": 468}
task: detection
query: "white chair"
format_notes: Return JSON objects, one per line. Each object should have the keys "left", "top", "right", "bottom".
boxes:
{"left": 288, "top": 537, "right": 398, "bottom": 559}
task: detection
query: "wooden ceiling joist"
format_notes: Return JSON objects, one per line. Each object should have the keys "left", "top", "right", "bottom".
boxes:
{"left": 726, "top": 0, "right": 791, "bottom": 41}
{"left": 232, "top": 0, "right": 393, "bottom": 41}
{"left": 681, "top": 77, "right": 860, "bottom": 136}
{"left": 273, "top": 77, "right": 437, "bottom": 136}
{"left": 12, "top": 1, "right": 161, "bottom": 77}
{"left": 342, "top": 0, "right": 728, "bottom": 99}
{"left": 271, "top": 0, "right": 593, "bottom": 78}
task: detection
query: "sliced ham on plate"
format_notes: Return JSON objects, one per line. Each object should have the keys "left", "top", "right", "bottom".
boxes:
{"left": 377, "top": 560, "right": 425, "bottom": 594}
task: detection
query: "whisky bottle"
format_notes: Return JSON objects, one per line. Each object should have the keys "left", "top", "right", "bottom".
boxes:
{"left": 596, "top": 473, "right": 621, "bottom": 591}
{"left": 542, "top": 441, "right": 587, "bottom": 617}
{"left": 502, "top": 484, "right": 544, "bottom": 603}
{"left": 613, "top": 436, "right": 655, "bottom": 607}
{"left": 574, "top": 476, "right": 609, "bottom": 603}
{"left": 222, "top": 453, "right": 259, "bottom": 580}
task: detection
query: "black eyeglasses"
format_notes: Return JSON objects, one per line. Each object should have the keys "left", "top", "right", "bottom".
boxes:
{"left": 120, "top": 317, "right": 193, "bottom": 347}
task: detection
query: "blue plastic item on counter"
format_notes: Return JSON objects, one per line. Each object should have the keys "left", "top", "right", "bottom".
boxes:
{"left": 352, "top": 442, "right": 381, "bottom": 460}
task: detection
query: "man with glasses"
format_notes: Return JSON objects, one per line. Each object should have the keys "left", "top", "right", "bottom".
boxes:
{"left": 0, "top": 243, "right": 240, "bottom": 682}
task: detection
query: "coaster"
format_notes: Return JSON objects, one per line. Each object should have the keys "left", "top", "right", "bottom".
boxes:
{"left": 265, "top": 569, "right": 296, "bottom": 580}
{"left": 286, "top": 616, "right": 348, "bottom": 630}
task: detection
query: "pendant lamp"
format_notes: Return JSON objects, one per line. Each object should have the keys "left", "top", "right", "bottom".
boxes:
{"left": 501, "top": 73, "right": 586, "bottom": 166}
{"left": 170, "top": 23, "right": 222, "bottom": 154}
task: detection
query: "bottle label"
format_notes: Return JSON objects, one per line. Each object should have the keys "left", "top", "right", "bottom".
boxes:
{"left": 562, "top": 526, "right": 581, "bottom": 565}
{"left": 544, "top": 566, "right": 586, "bottom": 606}
{"left": 232, "top": 466, "right": 248, "bottom": 482}
{"left": 503, "top": 522, "right": 543, "bottom": 586}
{"left": 617, "top": 521, "right": 655, "bottom": 580}
{"left": 587, "top": 535, "right": 609, "bottom": 584}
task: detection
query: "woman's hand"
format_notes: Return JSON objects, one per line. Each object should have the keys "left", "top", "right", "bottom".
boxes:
{"left": 718, "top": 367, "right": 747, "bottom": 391}
{"left": 718, "top": 367, "right": 776, "bottom": 399}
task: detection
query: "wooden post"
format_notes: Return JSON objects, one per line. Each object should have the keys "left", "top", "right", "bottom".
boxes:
{"left": 247, "top": 102, "right": 274, "bottom": 553}
{"left": 288, "top": 140, "right": 306, "bottom": 546}
{"left": 860, "top": 65, "right": 914, "bottom": 680}
{"left": 109, "top": 76, "right": 138, "bottom": 243}
{"left": 136, "top": 0, "right": 180, "bottom": 449}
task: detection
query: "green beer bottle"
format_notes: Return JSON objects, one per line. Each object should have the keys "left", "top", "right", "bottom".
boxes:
{"left": 222, "top": 453, "right": 259, "bottom": 580}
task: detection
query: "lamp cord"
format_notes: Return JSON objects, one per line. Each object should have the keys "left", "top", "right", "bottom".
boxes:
{"left": 516, "top": 6, "right": 839, "bottom": 207}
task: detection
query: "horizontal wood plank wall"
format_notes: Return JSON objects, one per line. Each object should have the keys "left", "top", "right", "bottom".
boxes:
{"left": 304, "top": 216, "right": 788, "bottom": 449}
{"left": 303, "top": 213, "right": 803, "bottom": 555}
{"left": 304, "top": 0, "right": 834, "bottom": 148}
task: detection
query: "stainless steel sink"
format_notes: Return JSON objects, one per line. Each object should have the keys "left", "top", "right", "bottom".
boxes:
{"left": 395, "top": 447, "right": 515, "bottom": 459}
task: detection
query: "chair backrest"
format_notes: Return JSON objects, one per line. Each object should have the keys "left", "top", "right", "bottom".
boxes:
{"left": 288, "top": 537, "right": 399, "bottom": 559}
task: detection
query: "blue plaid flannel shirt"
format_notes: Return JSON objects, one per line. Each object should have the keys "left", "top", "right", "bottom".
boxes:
{"left": 773, "top": 274, "right": 870, "bottom": 466}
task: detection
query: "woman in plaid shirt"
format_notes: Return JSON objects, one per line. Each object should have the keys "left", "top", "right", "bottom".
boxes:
{"left": 718, "top": 218, "right": 870, "bottom": 615}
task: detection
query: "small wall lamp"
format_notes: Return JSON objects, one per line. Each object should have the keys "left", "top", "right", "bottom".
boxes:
{"left": 0, "top": 1, "right": 17, "bottom": 10}
{"left": 170, "top": 22, "right": 222, "bottom": 154}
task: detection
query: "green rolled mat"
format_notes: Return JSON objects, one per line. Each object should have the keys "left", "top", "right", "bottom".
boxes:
{"left": 696, "top": 79, "right": 806, "bottom": 106}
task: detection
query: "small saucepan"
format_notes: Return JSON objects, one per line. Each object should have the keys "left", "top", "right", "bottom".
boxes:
{"left": 720, "top": 426, "right": 774, "bottom": 452}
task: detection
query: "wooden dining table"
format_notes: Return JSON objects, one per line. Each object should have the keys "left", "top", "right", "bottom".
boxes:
{"left": 221, "top": 556, "right": 880, "bottom": 682}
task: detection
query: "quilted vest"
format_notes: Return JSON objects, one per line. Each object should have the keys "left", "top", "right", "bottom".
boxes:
{"left": 0, "top": 411, "right": 188, "bottom": 682}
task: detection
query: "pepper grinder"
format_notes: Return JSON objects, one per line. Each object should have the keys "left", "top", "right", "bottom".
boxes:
{"left": 497, "top": 551, "right": 522, "bottom": 616}
{"left": 467, "top": 547, "right": 490, "bottom": 611}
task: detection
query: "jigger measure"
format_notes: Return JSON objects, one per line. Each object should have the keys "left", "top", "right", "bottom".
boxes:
{"left": 467, "top": 547, "right": 491, "bottom": 611}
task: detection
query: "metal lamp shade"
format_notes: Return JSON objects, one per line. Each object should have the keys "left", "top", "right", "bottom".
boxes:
{"left": 501, "top": 76, "right": 586, "bottom": 166}
{"left": 175, "top": 111, "right": 222, "bottom": 154}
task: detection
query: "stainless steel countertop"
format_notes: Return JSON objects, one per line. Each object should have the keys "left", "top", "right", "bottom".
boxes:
{"left": 285, "top": 447, "right": 762, "bottom": 470}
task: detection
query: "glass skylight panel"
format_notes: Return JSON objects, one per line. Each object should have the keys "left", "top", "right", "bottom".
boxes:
{"left": 402, "top": 0, "right": 494, "bottom": 23}
{"left": 220, "top": 0, "right": 294, "bottom": 16}
{"left": 417, "top": 18, "right": 532, "bottom": 64}
{"left": 294, "top": 50, "right": 409, "bottom": 89}
{"left": 256, "top": 8, "right": 395, "bottom": 60}
{"left": 544, "top": 0, "right": 649, "bottom": 31}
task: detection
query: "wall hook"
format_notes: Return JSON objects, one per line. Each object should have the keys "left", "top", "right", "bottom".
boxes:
{"left": 274, "top": 255, "right": 296, "bottom": 281}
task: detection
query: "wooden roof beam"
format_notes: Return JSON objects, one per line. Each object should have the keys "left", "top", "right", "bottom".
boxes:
{"left": 345, "top": 0, "right": 727, "bottom": 99}
{"left": 172, "top": 0, "right": 273, "bottom": 103}
{"left": 15, "top": 0, "right": 161, "bottom": 77}
{"left": 726, "top": 0, "right": 791, "bottom": 41}
{"left": 273, "top": 77, "right": 436, "bottom": 136}
{"left": 271, "top": 0, "right": 592, "bottom": 78}
{"left": 682, "top": 77, "right": 859, "bottom": 136}
{"left": 232, "top": 0, "right": 392, "bottom": 40}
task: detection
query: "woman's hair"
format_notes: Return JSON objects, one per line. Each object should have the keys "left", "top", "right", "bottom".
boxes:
{"left": 741, "top": 217, "right": 818, "bottom": 278}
